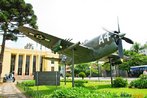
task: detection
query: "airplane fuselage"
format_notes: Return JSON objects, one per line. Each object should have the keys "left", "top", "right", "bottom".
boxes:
{"left": 72, "top": 32, "right": 118, "bottom": 63}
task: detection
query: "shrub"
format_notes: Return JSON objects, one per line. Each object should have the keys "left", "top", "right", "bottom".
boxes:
{"left": 52, "top": 87, "right": 91, "bottom": 98}
{"left": 79, "top": 72, "right": 86, "bottom": 79}
{"left": 74, "top": 80, "right": 88, "bottom": 87}
{"left": 120, "top": 92, "right": 132, "bottom": 97}
{"left": 75, "top": 82, "right": 85, "bottom": 87}
{"left": 21, "top": 80, "right": 35, "bottom": 86}
{"left": 129, "top": 79, "right": 140, "bottom": 88}
{"left": 75, "top": 80, "right": 88, "bottom": 83}
{"left": 129, "top": 74, "right": 147, "bottom": 89}
{"left": 139, "top": 74, "right": 147, "bottom": 79}
{"left": 113, "top": 77, "right": 128, "bottom": 87}
{"left": 52, "top": 88, "right": 132, "bottom": 98}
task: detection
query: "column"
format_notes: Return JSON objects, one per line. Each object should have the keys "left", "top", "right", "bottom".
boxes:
{"left": 14, "top": 53, "right": 19, "bottom": 76}
{"left": 36, "top": 55, "right": 40, "bottom": 71}
{"left": 22, "top": 54, "right": 26, "bottom": 76}
{"left": 42, "top": 57, "right": 46, "bottom": 71}
{"left": 29, "top": 54, "right": 33, "bottom": 76}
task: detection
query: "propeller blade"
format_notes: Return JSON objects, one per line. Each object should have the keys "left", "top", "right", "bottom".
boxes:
{"left": 103, "top": 28, "right": 119, "bottom": 37}
{"left": 122, "top": 37, "right": 134, "bottom": 44}
{"left": 117, "top": 17, "right": 120, "bottom": 33}
{"left": 117, "top": 39, "right": 123, "bottom": 58}
{"left": 102, "top": 28, "right": 111, "bottom": 33}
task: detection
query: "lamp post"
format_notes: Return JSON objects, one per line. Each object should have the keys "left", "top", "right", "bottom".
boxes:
{"left": 89, "top": 66, "right": 91, "bottom": 79}
{"left": 98, "top": 64, "right": 100, "bottom": 81}
{"left": 109, "top": 57, "right": 113, "bottom": 87}
{"left": 61, "top": 55, "right": 67, "bottom": 85}
{"left": 108, "top": 54, "right": 120, "bottom": 87}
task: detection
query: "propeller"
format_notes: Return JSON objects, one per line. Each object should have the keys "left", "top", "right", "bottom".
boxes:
{"left": 103, "top": 19, "right": 134, "bottom": 58}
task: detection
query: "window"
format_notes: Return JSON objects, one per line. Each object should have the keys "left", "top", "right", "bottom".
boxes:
{"left": 18, "top": 55, "right": 23, "bottom": 75}
{"left": 10, "top": 54, "right": 16, "bottom": 73}
{"left": 33, "top": 56, "right": 36, "bottom": 74}
{"left": 25, "top": 55, "right": 30, "bottom": 75}
{"left": 51, "top": 60, "right": 54, "bottom": 64}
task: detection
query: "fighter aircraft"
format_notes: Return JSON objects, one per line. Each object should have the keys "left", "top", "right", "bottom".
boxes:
{"left": 18, "top": 24, "right": 133, "bottom": 64}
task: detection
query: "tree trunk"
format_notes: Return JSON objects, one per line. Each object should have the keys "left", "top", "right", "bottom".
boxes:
{"left": 0, "top": 30, "right": 7, "bottom": 76}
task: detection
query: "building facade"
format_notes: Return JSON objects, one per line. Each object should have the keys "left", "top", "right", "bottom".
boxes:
{"left": 1, "top": 47, "right": 59, "bottom": 80}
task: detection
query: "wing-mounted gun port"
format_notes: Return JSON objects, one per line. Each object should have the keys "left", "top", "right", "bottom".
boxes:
{"left": 51, "top": 40, "right": 63, "bottom": 53}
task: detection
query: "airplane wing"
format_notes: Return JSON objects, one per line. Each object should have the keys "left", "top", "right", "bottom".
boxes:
{"left": 18, "top": 26, "right": 94, "bottom": 64}
{"left": 18, "top": 26, "right": 68, "bottom": 51}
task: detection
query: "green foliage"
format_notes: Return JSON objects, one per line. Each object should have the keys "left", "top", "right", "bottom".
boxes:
{"left": 75, "top": 82, "right": 85, "bottom": 87}
{"left": 120, "top": 92, "right": 132, "bottom": 97}
{"left": 139, "top": 74, "right": 147, "bottom": 79}
{"left": 60, "top": 79, "right": 88, "bottom": 84}
{"left": 79, "top": 72, "right": 86, "bottom": 79}
{"left": 74, "top": 63, "right": 90, "bottom": 76}
{"left": 0, "top": 0, "right": 38, "bottom": 32}
{"left": 75, "top": 80, "right": 88, "bottom": 87}
{"left": 91, "top": 67, "right": 99, "bottom": 77}
{"left": 129, "top": 79, "right": 141, "bottom": 88}
{"left": 21, "top": 80, "right": 35, "bottom": 86}
{"left": 102, "top": 63, "right": 110, "bottom": 71}
{"left": 0, "top": 0, "right": 38, "bottom": 66}
{"left": 66, "top": 73, "right": 71, "bottom": 78}
{"left": 75, "top": 80, "right": 88, "bottom": 83}
{"left": 130, "top": 42, "right": 147, "bottom": 53}
{"left": 52, "top": 87, "right": 89, "bottom": 98}
{"left": 113, "top": 77, "right": 128, "bottom": 87}
{"left": 60, "top": 79, "right": 72, "bottom": 82}
{"left": 51, "top": 87, "right": 127, "bottom": 98}
{"left": 129, "top": 74, "right": 147, "bottom": 89}
{"left": 17, "top": 80, "right": 147, "bottom": 98}
{"left": 119, "top": 50, "right": 147, "bottom": 71}
{"left": 74, "top": 63, "right": 100, "bottom": 77}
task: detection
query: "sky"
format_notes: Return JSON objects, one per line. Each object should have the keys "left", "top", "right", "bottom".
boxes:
{"left": 1, "top": 0, "right": 147, "bottom": 50}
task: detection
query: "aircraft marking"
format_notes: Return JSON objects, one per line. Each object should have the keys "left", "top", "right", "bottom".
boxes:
{"left": 99, "top": 32, "right": 110, "bottom": 45}
{"left": 28, "top": 32, "right": 50, "bottom": 42}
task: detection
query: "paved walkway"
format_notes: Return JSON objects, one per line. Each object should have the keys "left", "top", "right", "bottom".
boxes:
{"left": 0, "top": 83, "right": 26, "bottom": 98}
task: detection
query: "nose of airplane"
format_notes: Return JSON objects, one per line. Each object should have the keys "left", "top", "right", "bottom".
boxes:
{"left": 118, "top": 33, "right": 126, "bottom": 38}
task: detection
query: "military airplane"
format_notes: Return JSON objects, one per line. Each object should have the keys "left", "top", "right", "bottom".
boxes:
{"left": 18, "top": 24, "right": 133, "bottom": 64}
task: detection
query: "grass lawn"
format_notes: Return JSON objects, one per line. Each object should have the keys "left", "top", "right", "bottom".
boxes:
{"left": 18, "top": 80, "right": 147, "bottom": 98}
{"left": 99, "top": 88, "right": 147, "bottom": 95}
{"left": 85, "top": 81, "right": 147, "bottom": 98}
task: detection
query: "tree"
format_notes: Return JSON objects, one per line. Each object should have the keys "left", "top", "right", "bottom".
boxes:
{"left": 74, "top": 63, "right": 90, "bottom": 77}
{"left": 119, "top": 50, "right": 147, "bottom": 72}
{"left": 0, "top": 0, "right": 37, "bottom": 75}
{"left": 130, "top": 42, "right": 147, "bottom": 53}
{"left": 79, "top": 72, "right": 86, "bottom": 79}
